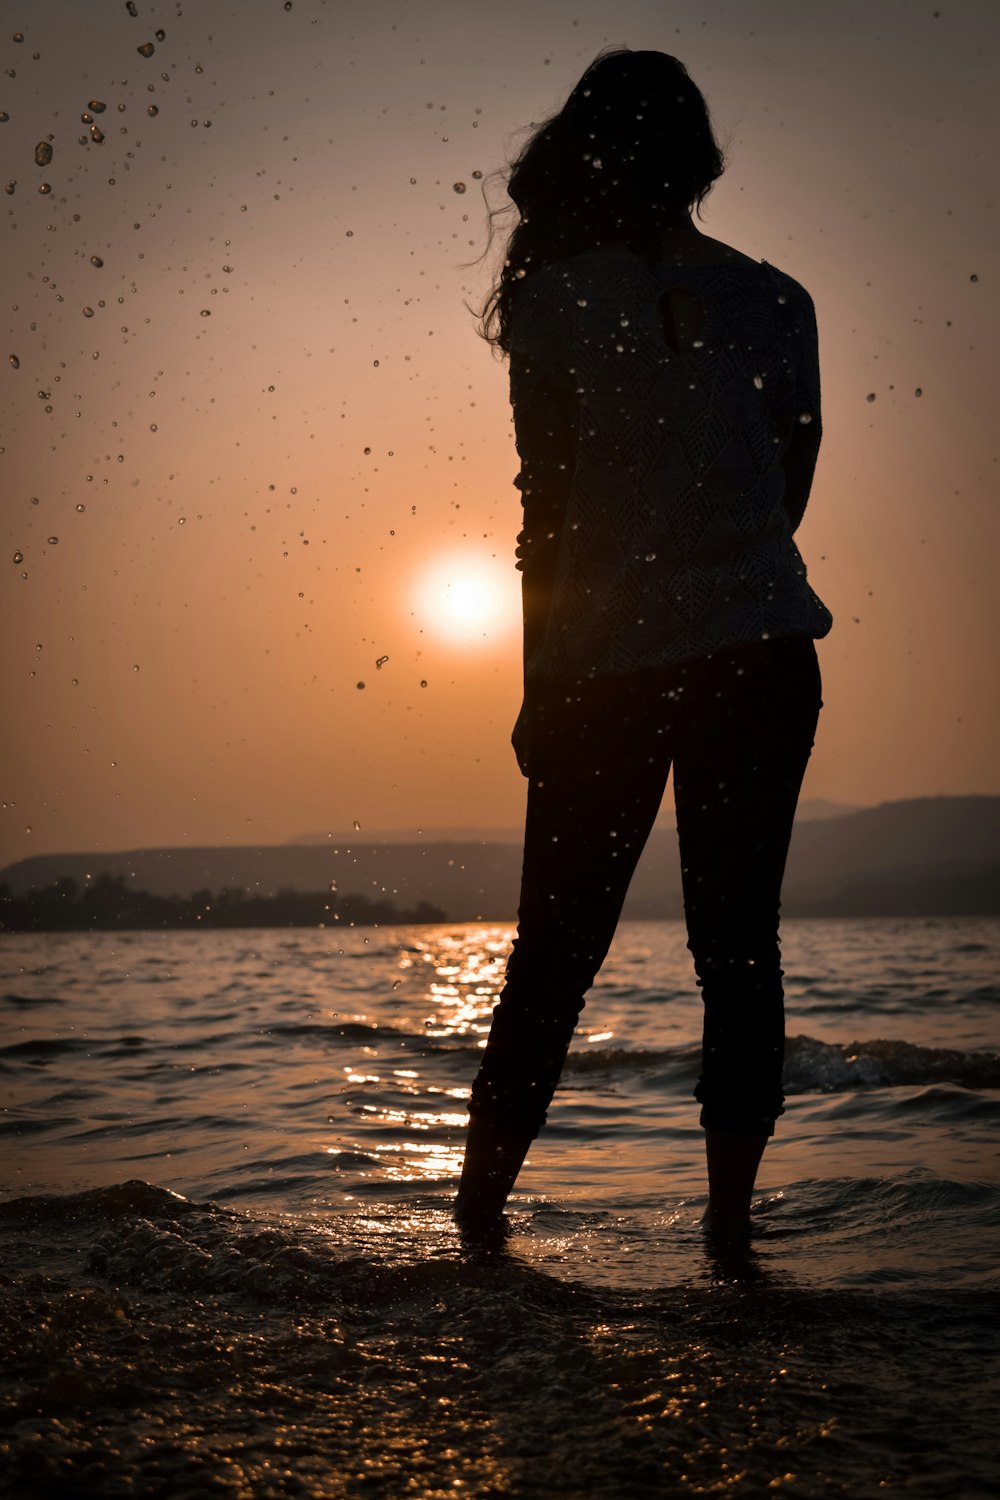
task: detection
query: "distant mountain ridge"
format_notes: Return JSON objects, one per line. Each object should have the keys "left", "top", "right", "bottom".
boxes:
{"left": 286, "top": 799, "right": 862, "bottom": 846}
{"left": 1, "top": 797, "right": 997, "bottom": 920}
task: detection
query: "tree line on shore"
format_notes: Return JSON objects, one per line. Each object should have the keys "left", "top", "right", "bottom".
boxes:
{"left": 0, "top": 873, "right": 446, "bottom": 931}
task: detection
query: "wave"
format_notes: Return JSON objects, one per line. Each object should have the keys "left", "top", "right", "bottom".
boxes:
{"left": 563, "top": 1033, "right": 1000, "bottom": 1094}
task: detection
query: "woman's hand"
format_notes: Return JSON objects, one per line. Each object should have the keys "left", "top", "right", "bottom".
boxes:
{"left": 511, "top": 700, "right": 530, "bottom": 777}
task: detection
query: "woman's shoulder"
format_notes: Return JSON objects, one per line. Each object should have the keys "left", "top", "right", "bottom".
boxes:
{"left": 758, "top": 259, "right": 816, "bottom": 313}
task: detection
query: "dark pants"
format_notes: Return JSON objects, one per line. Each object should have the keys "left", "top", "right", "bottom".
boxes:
{"left": 468, "top": 635, "right": 823, "bottom": 1139}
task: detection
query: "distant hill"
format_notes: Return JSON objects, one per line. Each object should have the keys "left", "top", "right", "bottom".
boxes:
{"left": 286, "top": 799, "right": 861, "bottom": 845}
{"left": 1, "top": 797, "right": 996, "bottom": 921}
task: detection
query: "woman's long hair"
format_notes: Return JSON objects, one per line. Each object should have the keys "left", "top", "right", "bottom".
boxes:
{"left": 469, "top": 48, "right": 725, "bottom": 357}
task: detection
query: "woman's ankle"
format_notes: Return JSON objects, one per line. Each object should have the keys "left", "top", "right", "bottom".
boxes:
{"left": 455, "top": 1115, "right": 533, "bottom": 1223}
{"left": 704, "top": 1126, "right": 768, "bottom": 1223}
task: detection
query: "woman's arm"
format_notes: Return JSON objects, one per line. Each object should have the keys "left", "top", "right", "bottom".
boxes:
{"left": 781, "top": 287, "right": 822, "bottom": 534}
{"left": 510, "top": 346, "right": 579, "bottom": 671}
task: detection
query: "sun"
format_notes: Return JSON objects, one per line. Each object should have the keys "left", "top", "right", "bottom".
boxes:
{"left": 414, "top": 553, "right": 518, "bottom": 645}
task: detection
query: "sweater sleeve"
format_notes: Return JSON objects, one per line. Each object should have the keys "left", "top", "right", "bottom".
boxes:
{"left": 508, "top": 282, "right": 579, "bottom": 672}
{"left": 780, "top": 284, "right": 823, "bottom": 534}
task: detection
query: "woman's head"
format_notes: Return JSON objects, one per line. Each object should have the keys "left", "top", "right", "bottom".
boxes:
{"left": 473, "top": 48, "right": 726, "bottom": 355}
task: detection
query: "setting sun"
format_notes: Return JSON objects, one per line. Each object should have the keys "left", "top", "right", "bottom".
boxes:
{"left": 414, "top": 554, "right": 519, "bottom": 645}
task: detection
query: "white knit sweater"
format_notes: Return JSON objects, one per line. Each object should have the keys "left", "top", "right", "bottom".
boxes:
{"left": 508, "top": 245, "right": 833, "bottom": 680}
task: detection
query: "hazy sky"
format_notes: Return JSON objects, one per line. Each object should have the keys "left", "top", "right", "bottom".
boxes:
{"left": 2, "top": 0, "right": 997, "bottom": 863}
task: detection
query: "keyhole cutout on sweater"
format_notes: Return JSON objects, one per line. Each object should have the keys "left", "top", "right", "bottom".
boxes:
{"left": 657, "top": 288, "right": 706, "bottom": 353}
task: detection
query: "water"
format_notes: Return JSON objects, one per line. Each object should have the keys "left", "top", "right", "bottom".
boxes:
{"left": 2, "top": 919, "right": 998, "bottom": 1497}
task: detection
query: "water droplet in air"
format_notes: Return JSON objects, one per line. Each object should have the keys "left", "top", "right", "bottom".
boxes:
{"left": 797, "top": 412, "right": 813, "bottom": 424}
{"left": 356, "top": 681, "right": 365, "bottom": 690}
{"left": 127, "top": 1, "right": 138, "bottom": 14}
{"left": 89, "top": 125, "right": 104, "bottom": 143}
{"left": 353, "top": 820, "right": 361, "bottom": 831}
{"left": 12, "top": 550, "right": 23, "bottom": 564}
{"left": 200, "top": 309, "right": 211, "bottom": 316}
{"left": 34, "top": 140, "right": 52, "bottom": 166}
{"left": 866, "top": 393, "right": 876, "bottom": 403}
{"left": 285, "top": 1, "right": 293, "bottom": 9}
{"left": 4, "top": 181, "right": 14, "bottom": 194}
{"left": 363, "top": 446, "right": 371, "bottom": 455}
{"left": 375, "top": 655, "right": 389, "bottom": 669}
{"left": 9, "top": 354, "right": 19, "bottom": 368}
{"left": 969, "top": 273, "right": 978, "bottom": 283}
{"left": 753, "top": 374, "right": 764, "bottom": 390}
{"left": 472, "top": 169, "right": 483, "bottom": 179}
{"left": 12, "top": 33, "right": 23, "bottom": 44}
{"left": 90, "top": 254, "right": 103, "bottom": 267}
{"left": 914, "top": 387, "right": 923, "bottom": 398}
{"left": 645, "top": 552, "right": 657, "bottom": 562}
{"left": 88, "top": 99, "right": 106, "bottom": 113}
{"left": 0, "top": 113, "right": 8, "bottom": 124}
{"left": 47, "top": 536, "right": 58, "bottom": 545}
{"left": 155, "top": 28, "right": 166, "bottom": 41}
{"left": 83, "top": 306, "right": 94, "bottom": 317}
{"left": 453, "top": 181, "right": 466, "bottom": 193}
{"left": 137, "top": 42, "right": 155, "bottom": 58}
{"left": 147, "top": 104, "right": 159, "bottom": 116}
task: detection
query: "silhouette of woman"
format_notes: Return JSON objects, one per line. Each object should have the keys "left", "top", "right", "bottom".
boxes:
{"left": 456, "top": 49, "right": 832, "bottom": 1241}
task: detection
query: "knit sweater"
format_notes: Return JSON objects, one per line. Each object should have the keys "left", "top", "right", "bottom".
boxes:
{"left": 508, "top": 244, "right": 833, "bottom": 681}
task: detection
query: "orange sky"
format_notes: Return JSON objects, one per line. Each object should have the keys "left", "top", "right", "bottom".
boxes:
{"left": 2, "top": 0, "right": 998, "bottom": 865}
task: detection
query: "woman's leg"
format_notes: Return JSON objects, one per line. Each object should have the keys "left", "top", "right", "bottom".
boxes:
{"left": 672, "top": 639, "right": 822, "bottom": 1231}
{"left": 457, "top": 670, "right": 675, "bottom": 1222}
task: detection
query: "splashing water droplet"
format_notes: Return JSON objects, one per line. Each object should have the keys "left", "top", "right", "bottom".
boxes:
{"left": 89, "top": 125, "right": 104, "bottom": 143}
{"left": 375, "top": 655, "right": 389, "bottom": 670}
{"left": 34, "top": 140, "right": 52, "bottom": 166}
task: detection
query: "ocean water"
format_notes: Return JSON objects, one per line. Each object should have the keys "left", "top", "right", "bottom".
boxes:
{"left": 1, "top": 918, "right": 998, "bottom": 1498}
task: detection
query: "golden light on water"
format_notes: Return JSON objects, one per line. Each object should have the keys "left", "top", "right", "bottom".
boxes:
{"left": 329, "top": 933, "right": 511, "bottom": 1181}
